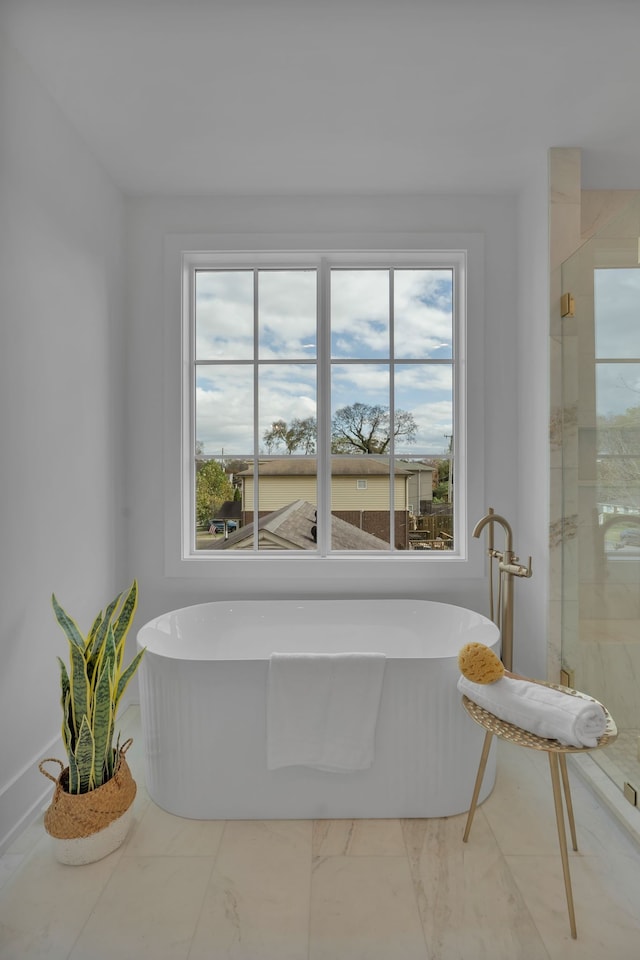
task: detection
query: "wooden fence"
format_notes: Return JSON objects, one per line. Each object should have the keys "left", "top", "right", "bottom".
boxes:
{"left": 409, "top": 513, "right": 454, "bottom": 549}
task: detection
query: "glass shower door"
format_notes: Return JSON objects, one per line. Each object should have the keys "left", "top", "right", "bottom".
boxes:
{"left": 561, "top": 197, "right": 640, "bottom": 798}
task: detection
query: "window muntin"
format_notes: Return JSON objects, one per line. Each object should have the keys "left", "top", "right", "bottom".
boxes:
{"left": 188, "top": 253, "right": 461, "bottom": 558}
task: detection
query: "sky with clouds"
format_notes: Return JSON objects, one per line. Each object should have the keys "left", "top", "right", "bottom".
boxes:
{"left": 195, "top": 267, "right": 454, "bottom": 457}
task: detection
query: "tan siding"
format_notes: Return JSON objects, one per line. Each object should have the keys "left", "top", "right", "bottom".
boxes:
{"left": 395, "top": 478, "right": 408, "bottom": 511}
{"left": 331, "top": 476, "right": 387, "bottom": 509}
{"left": 244, "top": 474, "right": 407, "bottom": 511}
{"left": 244, "top": 475, "right": 317, "bottom": 511}
{"left": 331, "top": 476, "right": 408, "bottom": 510}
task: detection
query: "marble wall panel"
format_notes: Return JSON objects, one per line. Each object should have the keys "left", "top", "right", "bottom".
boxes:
{"left": 573, "top": 630, "right": 640, "bottom": 728}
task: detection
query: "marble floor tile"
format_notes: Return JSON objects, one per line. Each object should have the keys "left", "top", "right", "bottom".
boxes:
{"left": 593, "top": 848, "right": 640, "bottom": 925}
{"left": 189, "top": 820, "right": 311, "bottom": 960}
{"left": 69, "top": 855, "right": 215, "bottom": 960}
{"left": 560, "top": 783, "right": 640, "bottom": 860}
{"left": 0, "top": 853, "right": 24, "bottom": 892}
{"left": 0, "top": 834, "right": 122, "bottom": 960}
{"left": 479, "top": 743, "right": 567, "bottom": 857}
{"left": 309, "top": 855, "right": 427, "bottom": 960}
{"left": 482, "top": 740, "right": 639, "bottom": 863}
{"left": 124, "top": 800, "right": 225, "bottom": 857}
{"left": 2, "top": 818, "right": 45, "bottom": 857}
{"left": 402, "top": 811, "right": 550, "bottom": 960}
{"left": 312, "top": 817, "right": 405, "bottom": 857}
{"left": 507, "top": 853, "right": 640, "bottom": 958}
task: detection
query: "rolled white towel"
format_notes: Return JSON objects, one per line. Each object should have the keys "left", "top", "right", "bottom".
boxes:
{"left": 458, "top": 674, "right": 607, "bottom": 748}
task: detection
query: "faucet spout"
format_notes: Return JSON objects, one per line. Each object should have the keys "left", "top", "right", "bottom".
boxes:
{"left": 473, "top": 511, "right": 513, "bottom": 555}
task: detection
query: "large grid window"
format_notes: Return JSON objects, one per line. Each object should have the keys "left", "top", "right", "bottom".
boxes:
{"left": 184, "top": 251, "right": 464, "bottom": 557}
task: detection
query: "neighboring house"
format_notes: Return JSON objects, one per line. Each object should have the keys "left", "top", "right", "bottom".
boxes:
{"left": 207, "top": 500, "right": 390, "bottom": 551}
{"left": 404, "top": 462, "right": 434, "bottom": 516}
{"left": 237, "top": 457, "right": 412, "bottom": 548}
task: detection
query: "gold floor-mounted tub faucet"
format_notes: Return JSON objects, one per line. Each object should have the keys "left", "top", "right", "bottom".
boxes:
{"left": 473, "top": 508, "right": 532, "bottom": 671}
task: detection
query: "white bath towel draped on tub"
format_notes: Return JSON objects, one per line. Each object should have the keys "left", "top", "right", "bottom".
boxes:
{"left": 267, "top": 652, "right": 386, "bottom": 772}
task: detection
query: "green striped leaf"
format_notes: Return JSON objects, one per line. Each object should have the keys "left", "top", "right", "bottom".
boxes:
{"left": 93, "top": 659, "right": 115, "bottom": 783}
{"left": 68, "top": 638, "right": 90, "bottom": 736}
{"left": 87, "top": 593, "right": 121, "bottom": 660}
{"left": 86, "top": 611, "right": 103, "bottom": 651}
{"left": 104, "top": 734, "right": 116, "bottom": 781}
{"left": 52, "top": 595, "right": 85, "bottom": 651}
{"left": 61, "top": 687, "right": 73, "bottom": 756}
{"left": 96, "top": 624, "right": 117, "bottom": 683}
{"left": 88, "top": 621, "right": 114, "bottom": 698}
{"left": 67, "top": 748, "right": 80, "bottom": 794}
{"left": 113, "top": 581, "right": 138, "bottom": 658}
{"left": 114, "top": 647, "right": 145, "bottom": 708}
{"left": 86, "top": 653, "right": 101, "bottom": 694}
{"left": 57, "top": 656, "right": 70, "bottom": 714}
{"left": 74, "top": 716, "right": 95, "bottom": 793}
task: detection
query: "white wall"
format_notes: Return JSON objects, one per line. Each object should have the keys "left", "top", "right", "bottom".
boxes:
{"left": 125, "top": 194, "right": 521, "bottom": 628}
{"left": 0, "top": 35, "right": 126, "bottom": 851}
{"left": 514, "top": 161, "right": 551, "bottom": 679}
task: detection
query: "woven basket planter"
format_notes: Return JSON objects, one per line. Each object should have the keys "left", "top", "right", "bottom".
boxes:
{"left": 39, "top": 739, "right": 137, "bottom": 865}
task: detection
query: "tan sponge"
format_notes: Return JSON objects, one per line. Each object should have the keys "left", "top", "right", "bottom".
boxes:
{"left": 458, "top": 642, "right": 505, "bottom": 684}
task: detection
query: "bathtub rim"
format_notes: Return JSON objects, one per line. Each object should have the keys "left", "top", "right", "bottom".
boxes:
{"left": 136, "top": 597, "right": 500, "bottom": 663}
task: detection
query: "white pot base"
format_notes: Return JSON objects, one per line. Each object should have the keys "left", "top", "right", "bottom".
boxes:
{"left": 49, "top": 804, "right": 135, "bottom": 865}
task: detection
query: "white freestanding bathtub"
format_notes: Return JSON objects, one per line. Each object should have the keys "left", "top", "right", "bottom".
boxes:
{"left": 137, "top": 599, "right": 500, "bottom": 819}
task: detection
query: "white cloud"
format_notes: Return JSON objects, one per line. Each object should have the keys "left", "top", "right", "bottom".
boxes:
{"left": 196, "top": 270, "right": 254, "bottom": 359}
{"left": 330, "top": 268, "right": 452, "bottom": 359}
{"left": 196, "top": 269, "right": 317, "bottom": 360}
{"left": 196, "top": 364, "right": 317, "bottom": 455}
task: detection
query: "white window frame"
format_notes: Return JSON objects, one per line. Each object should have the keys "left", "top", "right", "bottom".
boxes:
{"left": 163, "top": 232, "right": 485, "bottom": 581}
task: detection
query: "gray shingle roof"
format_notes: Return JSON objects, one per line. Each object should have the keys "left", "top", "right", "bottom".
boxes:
{"left": 207, "top": 500, "right": 389, "bottom": 551}
{"left": 238, "top": 458, "right": 411, "bottom": 477}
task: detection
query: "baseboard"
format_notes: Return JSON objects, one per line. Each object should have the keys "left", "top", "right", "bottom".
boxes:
{"left": 0, "top": 730, "right": 64, "bottom": 856}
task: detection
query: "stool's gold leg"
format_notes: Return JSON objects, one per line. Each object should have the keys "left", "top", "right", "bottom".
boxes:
{"left": 549, "top": 752, "right": 577, "bottom": 939}
{"left": 559, "top": 753, "right": 578, "bottom": 852}
{"left": 463, "top": 730, "right": 493, "bottom": 842}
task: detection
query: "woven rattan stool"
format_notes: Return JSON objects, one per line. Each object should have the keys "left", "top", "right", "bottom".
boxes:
{"left": 461, "top": 682, "right": 617, "bottom": 939}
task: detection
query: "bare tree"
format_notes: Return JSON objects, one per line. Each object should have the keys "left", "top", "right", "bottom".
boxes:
{"left": 263, "top": 417, "right": 316, "bottom": 454}
{"left": 261, "top": 404, "right": 419, "bottom": 455}
{"left": 331, "top": 402, "right": 417, "bottom": 454}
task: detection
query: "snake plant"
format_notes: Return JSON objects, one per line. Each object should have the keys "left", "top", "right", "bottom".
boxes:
{"left": 52, "top": 580, "right": 145, "bottom": 794}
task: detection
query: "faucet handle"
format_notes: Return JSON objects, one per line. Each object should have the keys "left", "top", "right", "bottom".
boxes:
{"left": 499, "top": 555, "right": 533, "bottom": 578}
{"left": 514, "top": 556, "right": 533, "bottom": 578}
